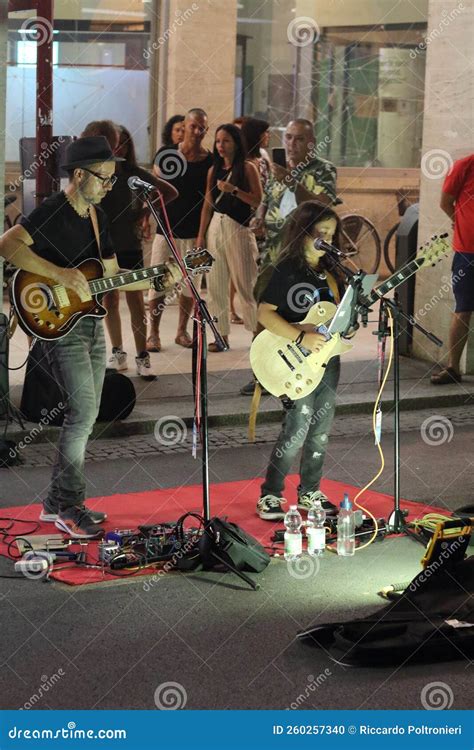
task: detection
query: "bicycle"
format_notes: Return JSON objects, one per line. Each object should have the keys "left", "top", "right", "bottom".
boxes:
{"left": 339, "top": 213, "right": 382, "bottom": 274}
{"left": 382, "top": 187, "right": 419, "bottom": 273}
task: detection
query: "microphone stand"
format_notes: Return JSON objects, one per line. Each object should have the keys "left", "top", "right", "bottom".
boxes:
{"left": 326, "top": 252, "right": 443, "bottom": 533}
{"left": 135, "top": 185, "right": 259, "bottom": 590}
{"left": 137, "top": 185, "right": 226, "bottom": 523}
{"left": 374, "top": 294, "right": 442, "bottom": 532}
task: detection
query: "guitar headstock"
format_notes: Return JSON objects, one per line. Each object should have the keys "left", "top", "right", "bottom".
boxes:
{"left": 184, "top": 248, "right": 214, "bottom": 274}
{"left": 417, "top": 233, "right": 450, "bottom": 268}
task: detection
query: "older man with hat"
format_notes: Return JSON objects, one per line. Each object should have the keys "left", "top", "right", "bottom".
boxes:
{"left": 0, "top": 136, "right": 175, "bottom": 539}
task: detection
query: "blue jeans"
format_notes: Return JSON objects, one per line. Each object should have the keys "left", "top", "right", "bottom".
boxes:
{"left": 261, "top": 357, "right": 340, "bottom": 498}
{"left": 42, "top": 318, "right": 106, "bottom": 510}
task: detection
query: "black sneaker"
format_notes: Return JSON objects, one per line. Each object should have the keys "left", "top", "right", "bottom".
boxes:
{"left": 55, "top": 507, "right": 105, "bottom": 539}
{"left": 298, "top": 490, "right": 338, "bottom": 516}
{"left": 40, "top": 500, "right": 107, "bottom": 525}
{"left": 257, "top": 494, "right": 286, "bottom": 520}
{"left": 240, "top": 379, "right": 269, "bottom": 396}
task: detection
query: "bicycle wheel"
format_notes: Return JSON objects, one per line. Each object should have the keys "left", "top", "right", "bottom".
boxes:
{"left": 383, "top": 222, "right": 398, "bottom": 274}
{"left": 339, "top": 214, "right": 381, "bottom": 275}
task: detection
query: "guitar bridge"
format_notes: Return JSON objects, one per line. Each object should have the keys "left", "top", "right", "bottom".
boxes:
{"left": 277, "top": 349, "right": 295, "bottom": 371}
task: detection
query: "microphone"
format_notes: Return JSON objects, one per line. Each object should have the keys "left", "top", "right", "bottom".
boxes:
{"left": 313, "top": 237, "right": 346, "bottom": 257}
{"left": 127, "top": 175, "right": 157, "bottom": 192}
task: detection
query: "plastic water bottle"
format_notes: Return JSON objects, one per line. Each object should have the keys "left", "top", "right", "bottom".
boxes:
{"left": 284, "top": 505, "right": 303, "bottom": 560}
{"left": 306, "top": 499, "right": 326, "bottom": 556}
{"left": 337, "top": 493, "right": 355, "bottom": 556}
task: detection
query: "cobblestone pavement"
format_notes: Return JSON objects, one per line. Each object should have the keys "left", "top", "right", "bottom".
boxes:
{"left": 6, "top": 404, "right": 474, "bottom": 468}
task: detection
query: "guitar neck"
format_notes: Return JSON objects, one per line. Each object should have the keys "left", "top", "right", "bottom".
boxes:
{"left": 88, "top": 264, "right": 166, "bottom": 295}
{"left": 368, "top": 256, "right": 425, "bottom": 305}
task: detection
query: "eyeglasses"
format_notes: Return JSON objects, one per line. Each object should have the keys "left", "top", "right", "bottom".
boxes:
{"left": 82, "top": 168, "right": 117, "bottom": 187}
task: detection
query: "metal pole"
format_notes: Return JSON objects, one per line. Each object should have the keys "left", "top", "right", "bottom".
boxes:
{"left": 35, "top": 0, "right": 53, "bottom": 205}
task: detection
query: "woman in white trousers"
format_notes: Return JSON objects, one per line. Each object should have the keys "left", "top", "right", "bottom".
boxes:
{"left": 196, "top": 123, "right": 262, "bottom": 351}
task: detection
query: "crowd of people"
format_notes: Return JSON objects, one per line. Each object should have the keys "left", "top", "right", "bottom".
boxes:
{"left": 0, "top": 104, "right": 470, "bottom": 538}
{"left": 81, "top": 110, "right": 339, "bottom": 391}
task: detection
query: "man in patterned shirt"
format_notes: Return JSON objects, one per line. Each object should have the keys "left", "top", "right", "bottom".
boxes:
{"left": 241, "top": 119, "right": 338, "bottom": 396}
{"left": 258, "top": 119, "right": 338, "bottom": 274}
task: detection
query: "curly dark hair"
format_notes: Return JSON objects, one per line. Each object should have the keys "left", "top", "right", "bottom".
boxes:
{"left": 240, "top": 117, "right": 270, "bottom": 158}
{"left": 211, "top": 123, "right": 249, "bottom": 192}
{"left": 161, "top": 114, "right": 185, "bottom": 147}
{"left": 279, "top": 201, "right": 344, "bottom": 282}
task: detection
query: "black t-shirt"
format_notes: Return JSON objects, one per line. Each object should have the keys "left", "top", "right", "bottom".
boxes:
{"left": 154, "top": 145, "right": 212, "bottom": 238}
{"left": 21, "top": 191, "right": 114, "bottom": 268}
{"left": 261, "top": 257, "right": 342, "bottom": 323}
{"left": 100, "top": 165, "right": 154, "bottom": 256}
{"left": 211, "top": 164, "right": 253, "bottom": 227}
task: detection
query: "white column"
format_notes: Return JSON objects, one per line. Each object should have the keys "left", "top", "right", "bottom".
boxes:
{"left": 413, "top": 0, "right": 473, "bottom": 370}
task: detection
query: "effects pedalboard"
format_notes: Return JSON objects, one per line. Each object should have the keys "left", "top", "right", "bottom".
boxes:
{"left": 98, "top": 523, "right": 203, "bottom": 570}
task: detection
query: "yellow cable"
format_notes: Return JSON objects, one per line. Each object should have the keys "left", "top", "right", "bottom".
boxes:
{"left": 353, "top": 306, "right": 395, "bottom": 551}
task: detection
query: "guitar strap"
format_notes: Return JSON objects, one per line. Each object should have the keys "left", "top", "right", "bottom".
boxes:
{"left": 89, "top": 205, "right": 102, "bottom": 260}
{"left": 326, "top": 272, "right": 341, "bottom": 305}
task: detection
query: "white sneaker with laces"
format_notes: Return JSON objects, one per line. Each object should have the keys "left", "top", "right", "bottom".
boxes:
{"left": 136, "top": 353, "right": 156, "bottom": 380}
{"left": 257, "top": 494, "right": 286, "bottom": 520}
{"left": 109, "top": 348, "right": 128, "bottom": 371}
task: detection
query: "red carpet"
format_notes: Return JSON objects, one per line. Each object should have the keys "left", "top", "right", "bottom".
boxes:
{"left": 0, "top": 476, "right": 446, "bottom": 585}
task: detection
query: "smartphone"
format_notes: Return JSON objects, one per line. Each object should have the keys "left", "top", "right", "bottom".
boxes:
{"left": 272, "top": 147, "right": 286, "bottom": 168}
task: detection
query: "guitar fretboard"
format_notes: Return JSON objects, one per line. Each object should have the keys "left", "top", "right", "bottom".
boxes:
{"left": 88, "top": 265, "right": 166, "bottom": 295}
{"left": 368, "top": 256, "right": 423, "bottom": 304}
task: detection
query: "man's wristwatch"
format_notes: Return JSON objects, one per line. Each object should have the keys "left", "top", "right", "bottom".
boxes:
{"left": 231, "top": 187, "right": 239, "bottom": 197}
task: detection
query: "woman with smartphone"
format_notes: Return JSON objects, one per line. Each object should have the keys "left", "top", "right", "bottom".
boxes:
{"left": 197, "top": 123, "right": 263, "bottom": 351}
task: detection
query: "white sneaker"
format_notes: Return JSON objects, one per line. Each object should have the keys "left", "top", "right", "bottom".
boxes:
{"left": 109, "top": 348, "right": 128, "bottom": 371}
{"left": 136, "top": 353, "right": 156, "bottom": 381}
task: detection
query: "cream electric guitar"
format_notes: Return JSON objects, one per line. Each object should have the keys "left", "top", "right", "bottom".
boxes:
{"left": 250, "top": 235, "right": 450, "bottom": 400}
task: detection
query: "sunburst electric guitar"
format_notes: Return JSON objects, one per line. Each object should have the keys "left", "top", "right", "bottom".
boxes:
{"left": 11, "top": 249, "right": 213, "bottom": 340}
{"left": 250, "top": 235, "right": 450, "bottom": 400}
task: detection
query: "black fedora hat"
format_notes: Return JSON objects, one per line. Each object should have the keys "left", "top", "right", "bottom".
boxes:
{"left": 61, "top": 136, "right": 124, "bottom": 170}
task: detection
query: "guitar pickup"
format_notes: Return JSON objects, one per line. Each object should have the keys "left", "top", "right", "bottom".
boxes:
{"left": 286, "top": 344, "right": 303, "bottom": 363}
{"left": 52, "top": 285, "right": 70, "bottom": 309}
